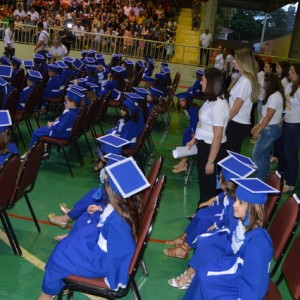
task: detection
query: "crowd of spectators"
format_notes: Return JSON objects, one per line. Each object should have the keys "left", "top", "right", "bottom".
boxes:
{"left": 0, "top": 0, "right": 180, "bottom": 60}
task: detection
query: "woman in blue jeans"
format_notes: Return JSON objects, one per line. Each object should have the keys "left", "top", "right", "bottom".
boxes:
{"left": 251, "top": 73, "right": 284, "bottom": 180}
{"left": 281, "top": 63, "right": 300, "bottom": 193}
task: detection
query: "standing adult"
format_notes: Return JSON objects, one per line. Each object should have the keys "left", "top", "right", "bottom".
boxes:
{"left": 226, "top": 48, "right": 259, "bottom": 153}
{"left": 34, "top": 22, "right": 50, "bottom": 57}
{"left": 199, "top": 28, "right": 212, "bottom": 67}
{"left": 4, "top": 19, "right": 15, "bottom": 59}
{"left": 187, "top": 68, "right": 229, "bottom": 204}
{"left": 281, "top": 64, "right": 300, "bottom": 193}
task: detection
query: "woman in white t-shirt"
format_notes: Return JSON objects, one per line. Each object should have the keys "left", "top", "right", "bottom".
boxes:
{"left": 251, "top": 73, "right": 284, "bottom": 180}
{"left": 226, "top": 48, "right": 259, "bottom": 153}
{"left": 49, "top": 34, "right": 68, "bottom": 62}
{"left": 280, "top": 64, "right": 300, "bottom": 193}
{"left": 187, "top": 68, "right": 229, "bottom": 204}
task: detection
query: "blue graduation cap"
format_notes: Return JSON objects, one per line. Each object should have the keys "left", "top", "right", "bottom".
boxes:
{"left": 72, "top": 59, "right": 84, "bottom": 71}
{"left": 176, "top": 91, "right": 193, "bottom": 100}
{"left": 227, "top": 150, "right": 257, "bottom": 169}
{"left": 162, "top": 67, "right": 171, "bottom": 74}
{"left": 111, "top": 66, "right": 125, "bottom": 74}
{"left": 47, "top": 64, "right": 60, "bottom": 73}
{"left": 196, "top": 69, "right": 204, "bottom": 76}
{"left": 143, "top": 75, "right": 156, "bottom": 84}
{"left": 68, "top": 84, "right": 87, "bottom": 93}
{"left": 27, "top": 69, "right": 43, "bottom": 84}
{"left": 104, "top": 153, "right": 126, "bottom": 163}
{"left": 55, "top": 61, "right": 68, "bottom": 69}
{"left": 161, "top": 62, "right": 168, "bottom": 67}
{"left": 80, "top": 50, "right": 88, "bottom": 57}
{"left": 124, "top": 60, "right": 134, "bottom": 66}
{"left": 136, "top": 60, "right": 145, "bottom": 68}
{"left": 85, "top": 64, "right": 97, "bottom": 72}
{"left": 85, "top": 81, "right": 99, "bottom": 89}
{"left": 132, "top": 87, "right": 148, "bottom": 99}
{"left": 0, "top": 110, "right": 12, "bottom": 133}
{"left": 11, "top": 56, "right": 22, "bottom": 68}
{"left": 155, "top": 73, "right": 165, "bottom": 80}
{"left": 63, "top": 56, "right": 75, "bottom": 66}
{"left": 97, "top": 134, "right": 130, "bottom": 155}
{"left": 0, "top": 77, "right": 8, "bottom": 87}
{"left": 0, "top": 56, "right": 11, "bottom": 66}
{"left": 105, "top": 156, "right": 150, "bottom": 198}
{"left": 231, "top": 178, "right": 280, "bottom": 204}
{"left": 23, "top": 60, "right": 35, "bottom": 69}
{"left": 218, "top": 155, "right": 255, "bottom": 181}
{"left": 70, "top": 77, "right": 87, "bottom": 85}
{"left": 112, "top": 53, "right": 123, "bottom": 59}
{"left": 66, "top": 88, "right": 85, "bottom": 103}
{"left": 123, "top": 94, "right": 142, "bottom": 114}
{"left": 146, "top": 58, "right": 155, "bottom": 66}
{"left": 33, "top": 53, "right": 45, "bottom": 63}
{"left": 88, "top": 49, "right": 97, "bottom": 57}
{"left": 0, "top": 65, "right": 12, "bottom": 79}
{"left": 85, "top": 57, "right": 95, "bottom": 64}
{"left": 46, "top": 53, "right": 52, "bottom": 60}
{"left": 148, "top": 86, "right": 163, "bottom": 97}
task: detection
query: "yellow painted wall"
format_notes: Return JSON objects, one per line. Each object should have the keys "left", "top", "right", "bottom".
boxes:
{"left": 265, "top": 35, "right": 292, "bottom": 58}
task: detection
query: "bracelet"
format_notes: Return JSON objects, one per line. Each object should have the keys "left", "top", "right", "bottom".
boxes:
{"left": 207, "top": 160, "right": 214, "bottom": 164}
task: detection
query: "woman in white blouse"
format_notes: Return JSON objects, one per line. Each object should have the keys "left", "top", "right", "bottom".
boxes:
{"left": 226, "top": 48, "right": 259, "bottom": 153}
{"left": 49, "top": 33, "right": 68, "bottom": 62}
{"left": 187, "top": 68, "right": 229, "bottom": 204}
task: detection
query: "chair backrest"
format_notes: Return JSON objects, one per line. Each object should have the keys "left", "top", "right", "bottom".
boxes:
{"left": 265, "top": 171, "right": 283, "bottom": 222}
{"left": 23, "top": 84, "right": 44, "bottom": 117}
{"left": 268, "top": 194, "right": 300, "bottom": 276}
{"left": 10, "top": 142, "right": 44, "bottom": 207}
{"left": 132, "top": 69, "right": 144, "bottom": 87}
{"left": 159, "top": 87, "right": 174, "bottom": 113}
{"left": 281, "top": 233, "right": 300, "bottom": 299}
{"left": 0, "top": 154, "right": 20, "bottom": 210}
{"left": 83, "top": 98, "right": 102, "bottom": 130}
{"left": 11, "top": 68, "right": 25, "bottom": 91}
{"left": 5, "top": 88, "right": 20, "bottom": 120}
{"left": 142, "top": 157, "right": 164, "bottom": 205}
{"left": 128, "top": 175, "right": 167, "bottom": 277}
{"left": 95, "top": 94, "right": 110, "bottom": 124}
{"left": 172, "top": 71, "right": 181, "bottom": 92}
{"left": 71, "top": 105, "right": 89, "bottom": 138}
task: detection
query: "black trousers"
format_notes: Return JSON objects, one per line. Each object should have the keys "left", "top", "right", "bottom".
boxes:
{"left": 4, "top": 47, "right": 15, "bottom": 59}
{"left": 199, "top": 47, "right": 209, "bottom": 66}
{"left": 225, "top": 120, "right": 251, "bottom": 154}
{"left": 196, "top": 140, "right": 227, "bottom": 204}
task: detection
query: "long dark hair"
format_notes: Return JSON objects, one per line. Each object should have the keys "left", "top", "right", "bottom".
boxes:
{"left": 204, "top": 67, "right": 225, "bottom": 101}
{"left": 277, "top": 61, "right": 290, "bottom": 80}
{"left": 290, "top": 63, "right": 300, "bottom": 97}
{"left": 263, "top": 73, "right": 285, "bottom": 109}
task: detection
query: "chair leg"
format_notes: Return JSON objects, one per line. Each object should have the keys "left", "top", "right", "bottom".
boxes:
{"left": 84, "top": 133, "right": 94, "bottom": 158}
{"left": 130, "top": 279, "right": 141, "bottom": 300}
{"left": 24, "top": 193, "right": 41, "bottom": 232}
{"left": 16, "top": 124, "right": 25, "bottom": 148}
{"left": 0, "top": 212, "right": 18, "bottom": 255}
{"left": 140, "top": 259, "right": 149, "bottom": 276}
{"left": 60, "top": 147, "right": 74, "bottom": 177}
{"left": 1, "top": 212, "right": 22, "bottom": 255}
{"left": 72, "top": 141, "right": 84, "bottom": 167}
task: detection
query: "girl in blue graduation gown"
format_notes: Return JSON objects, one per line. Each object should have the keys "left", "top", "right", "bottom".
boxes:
{"left": 0, "top": 126, "right": 18, "bottom": 166}
{"left": 28, "top": 89, "right": 82, "bottom": 148}
{"left": 38, "top": 174, "right": 143, "bottom": 300}
{"left": 187, "top": 70, "right": 203, "bottom": 99}
{"left": 172, "top": 92, "right": 199, "bottom": 173}
{"left": 169, "top": 179, "right": 273, "bottom": 300}
{"left": 90, "top": 98, "right": 139, "bottom": 173}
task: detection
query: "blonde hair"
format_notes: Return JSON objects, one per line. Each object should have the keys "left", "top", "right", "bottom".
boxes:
{"left": 246, "top": 203, "right": 268, "bottom": 232}
{"left": 235, "top": 48, "right": 259, "bottom": 102}
{"left": 0, "top": 131, "right": 10, "bottom": 154}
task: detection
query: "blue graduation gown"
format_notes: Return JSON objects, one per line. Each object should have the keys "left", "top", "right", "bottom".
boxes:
{"left": 42, "top": 205, "right": 136, "bottom": 295}
{"left": 67, "top": 186, "right": 109, "bottom": 220}
{"left": 17, "top": 86, "right": 34, "bottom": 110}
{"left": 102, "top": 119, "right": 139, "bottom": 154}
{"left": 187, "top": 79, "right": 202, "bottom": 98}
{"left": 0, "top": 143, "right": 19, "bottom": 166}
{"left": 185, "top": 227, "right": 273, "bottom": 300}
{"left": 182, "top": 106, "right": 199, "bottom": 146}
{"left": 28, "top": 107, "right": 79, "bottom": 148}
{"left": 97, "top": 79, "right": 118, "bottom": 97}
{"left": 43, "top": 75, "right": 64, "bottom": 100}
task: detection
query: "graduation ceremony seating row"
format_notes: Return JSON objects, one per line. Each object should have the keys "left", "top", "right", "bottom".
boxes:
{"left": 57, "top": 175, "right": 167, "bottom": 300}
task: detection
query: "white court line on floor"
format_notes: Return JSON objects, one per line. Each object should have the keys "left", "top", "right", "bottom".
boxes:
{"left": 0, "top": 229, "right": 103, "bottom": 300}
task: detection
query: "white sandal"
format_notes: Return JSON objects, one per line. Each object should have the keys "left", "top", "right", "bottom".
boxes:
{"left": 168, "top": 270, "right": 195, "bottom": 289}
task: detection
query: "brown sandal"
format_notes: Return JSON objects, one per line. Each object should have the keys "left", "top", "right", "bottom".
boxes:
{"left": 163, "top": 242, "right": 191, "bottom": 260}
{"left": 165, "top": 233, "right": 186, "bottom": 246}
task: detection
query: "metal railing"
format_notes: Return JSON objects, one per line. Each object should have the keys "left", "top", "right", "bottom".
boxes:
{"left": 1, "top": 22, "right": 300, "bottom": 67}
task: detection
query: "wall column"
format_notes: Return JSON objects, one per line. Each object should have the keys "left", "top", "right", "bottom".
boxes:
{"left": 289, "top": 7, "right": 300, "bottom": 59}
{"left": 201, "top": 0, "right": 219, "bottom": 35}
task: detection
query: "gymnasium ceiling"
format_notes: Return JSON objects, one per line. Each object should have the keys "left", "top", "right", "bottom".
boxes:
{"left": 218, "top": 0, "right": 297, "bottom": 12}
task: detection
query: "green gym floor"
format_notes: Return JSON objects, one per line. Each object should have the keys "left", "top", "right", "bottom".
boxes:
{"left": 0, "top": 44, "right": 299, "bottom": 300}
